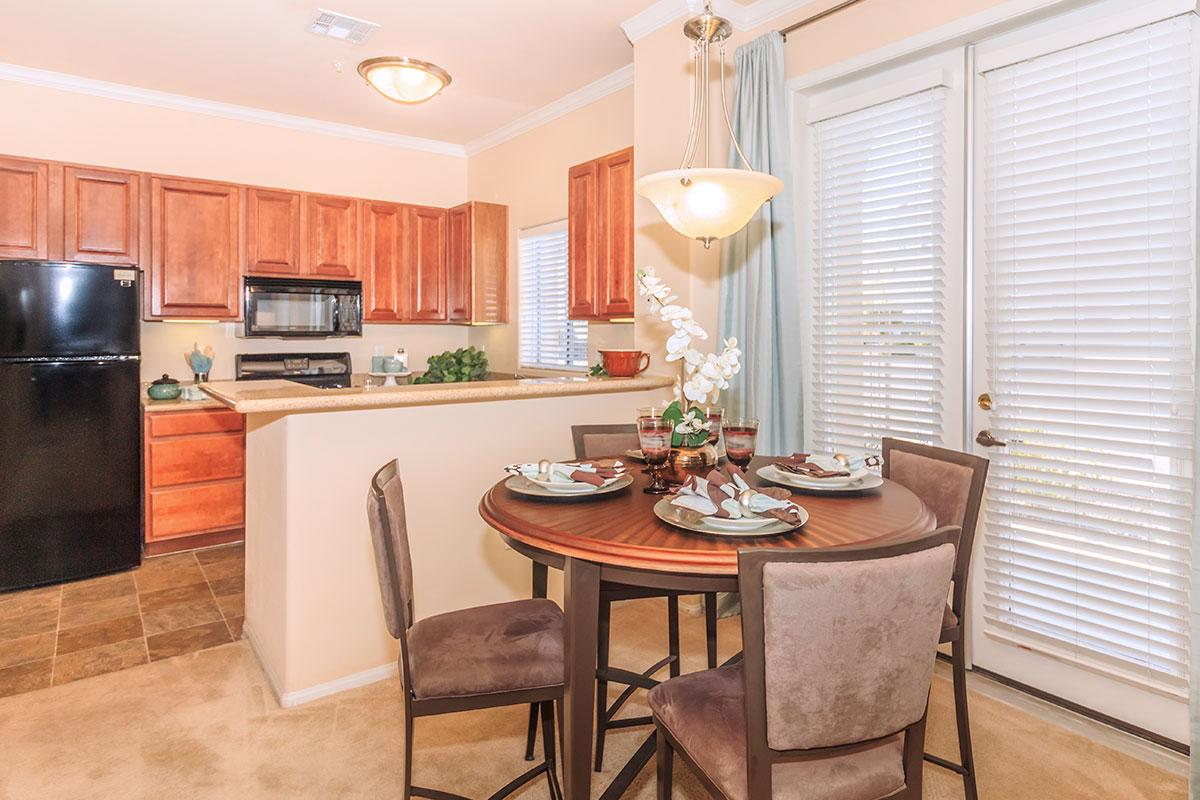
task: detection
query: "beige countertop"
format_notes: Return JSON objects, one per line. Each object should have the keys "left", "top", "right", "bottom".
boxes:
{"left": 140, "top": 383, "right": 227, "bottom": 413}
{"left": 200, "top": 373, "right": 675, "bottom": 414}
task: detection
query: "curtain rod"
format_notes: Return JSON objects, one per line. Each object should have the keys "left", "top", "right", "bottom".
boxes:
{"left": 779, "top": 0, "right": 869, "bottom": 40}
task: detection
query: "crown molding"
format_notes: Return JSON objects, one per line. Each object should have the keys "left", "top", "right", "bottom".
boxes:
{"left": 464, "top": 63, "right": 635, "bottom": 156}
{"left": 621, "top": 0, "right": 824, "bottom": 43}
{"left": 0, "top": 62, "right": 468, "bottom": 158}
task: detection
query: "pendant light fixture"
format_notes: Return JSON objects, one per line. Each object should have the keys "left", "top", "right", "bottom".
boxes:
{"left": 635, "top": 3, "right": 782, "bottom": 248}
{"left": 357, "top": 57, "right": 452, "bottom": 104}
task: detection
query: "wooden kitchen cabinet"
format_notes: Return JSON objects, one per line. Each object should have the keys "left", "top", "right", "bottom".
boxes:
{"left": 447, "top": 201, "right": 508, "bottom": 324}
{"left": 62, "top": 165, "right": 140, "bottom": 266}
{"left": 404, "top": 204, "right": 448, "bottom": 322}
{"left": 361, "top": 200, "right": 404, "bottom": 321}
{"left": 307, "top": 193, "right": 359, "bottom": 279}
{"left": 567, "top": 147, "right": 635, "bottom": 320}
{"left": 148, "top": 176, "right": 241, "bottom": 319}
{"left": 143, "top": 407, "right": 245, "bottom": 555}
{"left": 0, "top": 156, "right": 50, "bottom": 259}
{"left": 246, "top": 187, "right": 303, "bottom": 276}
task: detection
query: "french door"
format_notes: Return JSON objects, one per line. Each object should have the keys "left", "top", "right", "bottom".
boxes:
{"left": 798, "top": 0, "right": 1198, "bottom": 743}
{"left": 967, "top": 6, "right": 1196, "bottom": 742}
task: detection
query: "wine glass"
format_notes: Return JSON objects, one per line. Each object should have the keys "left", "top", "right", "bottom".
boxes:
{"left": 722, "top": 418, "right": 760, "bottom": 469}
{"left": 637, "top": 414, "right": 674, "bottom": 495}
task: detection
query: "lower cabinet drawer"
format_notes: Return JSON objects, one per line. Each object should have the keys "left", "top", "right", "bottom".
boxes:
{"left": 148, "top": 481, "right": 244, "bottom": 540}
{"left": 149, "top": 433, "right": 245, "bottom": 488}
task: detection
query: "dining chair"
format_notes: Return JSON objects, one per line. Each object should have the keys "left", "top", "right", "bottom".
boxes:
{"left": 650, "top": 526, "right": 960, "bottom": 800}
{"left": 367, "top": 459, "right": 564, "bottom": 800}
{"left": 882, "top": 437, "right": 989, "bottom": 800}
{"left": 527, "top": 423, "right": 719, "bottom": 772}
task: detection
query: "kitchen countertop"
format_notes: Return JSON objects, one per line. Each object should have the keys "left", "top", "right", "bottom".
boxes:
{"left": 200, "top": 373, "right": 675, "bottom": 414}
{"left": 140, "top": 383, "right": 227, "bottom": 412}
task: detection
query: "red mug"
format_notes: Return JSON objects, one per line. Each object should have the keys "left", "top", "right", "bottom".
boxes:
{"left": 599, "top": 349, "right": 651, "bottom": 378}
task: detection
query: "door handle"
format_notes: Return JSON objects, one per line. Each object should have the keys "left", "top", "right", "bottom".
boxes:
{"left": 976, "top": 429, "right": 1006, "bottom": 448}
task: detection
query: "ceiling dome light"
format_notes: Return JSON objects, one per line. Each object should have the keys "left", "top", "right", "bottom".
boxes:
{"left": 635, "top": 3, "right": 782, "bottom": 248}
{"left": 357, "top": 57, "right": 451, "bottom": 104}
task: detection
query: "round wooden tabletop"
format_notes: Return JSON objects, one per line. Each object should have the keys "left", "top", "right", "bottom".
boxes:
{"left": 479, "top": 456, "right": 936, "bottom": 575}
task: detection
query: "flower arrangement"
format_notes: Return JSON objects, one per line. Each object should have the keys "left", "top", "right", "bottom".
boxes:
{"left": 637, "top": 268, "right": 742, "bottom": 447}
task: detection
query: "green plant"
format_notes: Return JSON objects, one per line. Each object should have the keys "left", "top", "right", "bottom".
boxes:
{"left": 412, "top": 346, "right": 489, "bottom": 384}
{"left": 588, "top": 361, "right": 608, "bottom": 377}
{"left": 661, "top": 401, "right": 709, "bottom": 448}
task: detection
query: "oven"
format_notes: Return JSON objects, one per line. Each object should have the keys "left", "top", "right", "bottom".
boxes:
{"left": 242, "top": 277, "right": 362, "bottom": 338}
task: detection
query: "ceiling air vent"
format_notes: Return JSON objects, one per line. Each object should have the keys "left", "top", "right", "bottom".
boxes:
{"left": 309, "top": 8, "right": 380, "bottom": 44}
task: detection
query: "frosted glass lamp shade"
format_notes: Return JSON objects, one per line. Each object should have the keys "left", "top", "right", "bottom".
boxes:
{"left": 635, "top": 168, "right": 783, "bottom": 244}
{"left": 358, "top": 57, "right": 451, "bottom": 104}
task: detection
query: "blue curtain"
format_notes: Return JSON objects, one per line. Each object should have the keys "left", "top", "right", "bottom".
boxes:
{"left": 719, "top": 31, "right": 802, "bottom": 455}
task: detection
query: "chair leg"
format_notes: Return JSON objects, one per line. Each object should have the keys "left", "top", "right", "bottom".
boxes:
{"left": 404, "top": 709, "right": 415, "bottom": 800}
{"left": 541, "top": 701, "right": 564, "bottom": 800}
{"left": 594, "top": 597, "right": 613, "bottom": 772}
{"left": 952, "top": 640, "right": 979, "bottom": 800}
{"left": 656, "top": 728, "right": 674, "bottom": 800}
{"left": 523, "top": 703, "right": 538, "bottom": 761}
{"left": 667, "top": 594, "right": 681, "bottom": 678}
{"left": 703, "top": 592, "right": 718, "bottom": 669}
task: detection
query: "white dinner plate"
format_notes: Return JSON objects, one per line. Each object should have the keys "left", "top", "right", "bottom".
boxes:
{"left": 506, "top": 473, "right": 633, "bottom": 499}
{"left": 756, "top": 465, "right": 884, "bottom": 493}
{"left": 652, "top": 498, "right": 807, "bottom": 537}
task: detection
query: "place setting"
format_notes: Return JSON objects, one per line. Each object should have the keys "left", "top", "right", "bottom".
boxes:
{"left": 503, "top": 458, "right": 633, "bottom": 499}
{"left": 654, "top": 462, "right": 808, "bottom": 537}
{"left": 757, "top": 452, "right": 884, "bottom": 494}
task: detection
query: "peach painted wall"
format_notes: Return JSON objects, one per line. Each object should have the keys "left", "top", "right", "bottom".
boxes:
{"left": 466, "top": 87, "right": 637, "bottom": 374}
{"left": 0, "top": 78, "right": 472, "bottom": 380}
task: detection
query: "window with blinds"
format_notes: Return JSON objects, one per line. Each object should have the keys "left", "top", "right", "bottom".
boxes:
{"left": 810, "top": 88, "right": 950, "bottom": 455}
{"left": 518, "top": 225, "right": 588, "bottom": 371}
{"left": 980, "top": 15, "right": 1195, "bottom": 695}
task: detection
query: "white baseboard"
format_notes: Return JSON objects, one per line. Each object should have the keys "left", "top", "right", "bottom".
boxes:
{"left": 242, "top": 621, "right": 397, "bottom": 709}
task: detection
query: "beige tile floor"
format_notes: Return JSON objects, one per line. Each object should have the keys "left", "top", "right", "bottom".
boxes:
{"left": 0, "top": 543, "right": 244, "bottom": 697}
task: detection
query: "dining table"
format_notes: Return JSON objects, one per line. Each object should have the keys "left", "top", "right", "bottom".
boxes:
{"left": 478, "top": 454, "right": 937, "bottom": 800}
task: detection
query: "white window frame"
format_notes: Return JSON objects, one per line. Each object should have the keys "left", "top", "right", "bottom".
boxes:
{"left": 517, "top": 220, "right": 589, "bottom": 373}
{"left": 795, "top": 49, "right": 968, "bottom": 454}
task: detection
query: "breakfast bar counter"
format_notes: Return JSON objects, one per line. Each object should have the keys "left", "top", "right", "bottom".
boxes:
{"left": 204, "top": 372, "right": 674, "bottom": 707}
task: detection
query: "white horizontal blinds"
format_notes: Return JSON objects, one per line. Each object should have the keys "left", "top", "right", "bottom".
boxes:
{"left": 981, "top": 15, "right": 1196, "bottom": 694}
{"left": 518, "top": 226, "right": 588, "bottom": 371}
{"left": 810, "top": 88, "right": 950, "bottom": 456}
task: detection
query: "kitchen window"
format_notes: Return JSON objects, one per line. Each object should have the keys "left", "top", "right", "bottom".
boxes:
{"left": 518, "top": 221, "right": 589, "bottom": 371}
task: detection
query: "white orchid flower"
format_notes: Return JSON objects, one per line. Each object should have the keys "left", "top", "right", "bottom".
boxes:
{"left": 665, "top": 330, "right": 692, "bottom": 362}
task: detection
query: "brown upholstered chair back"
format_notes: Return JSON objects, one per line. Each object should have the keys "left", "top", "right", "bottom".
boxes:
{"left": 367, "top": 459, "right": 416, "bottom": 638}
{"left": 571, "top": 424, "right": 640, "bottom": 460}
{"left": 737, "top": 527, "right": 959, "bottom": 797}
{"left": 881, "top": 438, "right": 988, "bottom": 621}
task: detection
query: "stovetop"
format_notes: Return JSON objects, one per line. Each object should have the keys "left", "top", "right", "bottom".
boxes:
{"left": 235, "top": 352, "right": 353, "bottom": 389}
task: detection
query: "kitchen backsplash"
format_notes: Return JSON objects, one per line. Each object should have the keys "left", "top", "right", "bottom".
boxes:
{"left": 139, "top": 321, "right": 470, "bottom": 382}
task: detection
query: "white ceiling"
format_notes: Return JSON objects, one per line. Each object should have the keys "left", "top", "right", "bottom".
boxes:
{"left": 0, "top": 0, "right": 664, "bottom": 147}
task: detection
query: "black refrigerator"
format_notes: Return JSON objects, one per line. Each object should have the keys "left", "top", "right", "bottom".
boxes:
{"left": 0, "top": 260, "right": 142, "bottom": 591}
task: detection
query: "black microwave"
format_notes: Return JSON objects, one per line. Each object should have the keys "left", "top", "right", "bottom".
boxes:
{"left": 242, "top": 277, "right": 363, "bottom": 338}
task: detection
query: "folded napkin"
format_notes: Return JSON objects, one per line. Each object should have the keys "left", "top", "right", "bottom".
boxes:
{"left": 670, "top": 464, "right": 804, "bottom": 524}
{"left": 507, "top": 460, "right": 626, "bottom": 486}
{"left": 773, "top": 453, "right": 851, "bottom": 479}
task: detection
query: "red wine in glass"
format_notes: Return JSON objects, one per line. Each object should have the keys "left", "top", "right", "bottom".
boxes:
{"left": 722, "top": 419, "right": 759, "bottom": 469}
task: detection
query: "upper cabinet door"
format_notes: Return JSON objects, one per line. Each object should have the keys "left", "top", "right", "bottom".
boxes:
{"left": 447, "top": 204, "right": 472, "bottom": 322}
{"left": 567, "top": 160, "right": 601, "bottom": 320}
{"left": 246, "top": 188, "right": 303, "bottom": 276}
{"left": 362, "top": 200, "right": 403, "bottom": 322}
{"left": 405, "top": 205, "right": 448, "bottom": 322}
{"left": 63, "top": 166, "right": 140, "bottom": 266}
{"left": 471, "top": 202, "right": 508, "bottom": 325}
{"left": 307, "top": 194, "right": 359, "bottom": 279}
{"left": 149, "top": 177, "right": 240, "bottom": 319}
{"left": 599, "top": 148, "right": 635, "bottom": 319}
{"left": 0, "top": 156, "right": 50, "bottom": 260}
